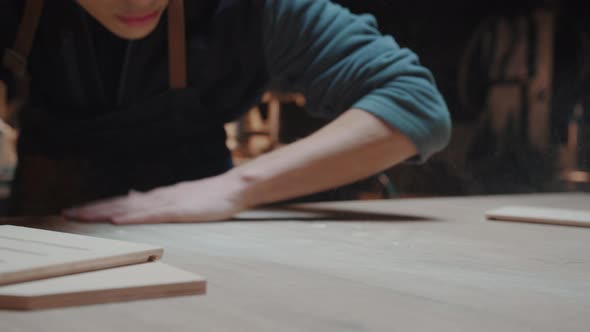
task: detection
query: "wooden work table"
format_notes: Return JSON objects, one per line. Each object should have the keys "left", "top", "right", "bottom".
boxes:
{"left": 1, "top": 193, "right": 589, "bottom": 331}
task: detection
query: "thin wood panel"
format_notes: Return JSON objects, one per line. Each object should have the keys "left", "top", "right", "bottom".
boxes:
{"left": 0, "top": 225, "right": 163, "bottom": 285}
{"left": 0, "top": 262, "right": 206, "bottom": 310}
{"left": 486, "top": 206, "right": 590, "bottom": 227}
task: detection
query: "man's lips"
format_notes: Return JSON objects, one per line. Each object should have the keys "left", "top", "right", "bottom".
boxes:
{"left": 118, "top": 10, "right": 160, "bottom": 26}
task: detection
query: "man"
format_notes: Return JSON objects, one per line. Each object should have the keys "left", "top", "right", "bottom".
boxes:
{"left": 0, "top": 0, "right": 451, "bottom": 223}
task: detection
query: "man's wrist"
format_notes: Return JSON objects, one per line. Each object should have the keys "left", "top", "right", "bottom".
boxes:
{"left": 221, "top": 166, "right": 266, "bottom": 210}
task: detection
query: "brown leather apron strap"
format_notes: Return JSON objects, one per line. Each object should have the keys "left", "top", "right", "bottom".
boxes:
{"left": 2, "top": 0, "right": 45, "bottom": 80}
{"left": 1, "top": 0, "right": 45, "bottom": 121}
{"left": 167, "top": 0, "right": 187, "bottom": 89}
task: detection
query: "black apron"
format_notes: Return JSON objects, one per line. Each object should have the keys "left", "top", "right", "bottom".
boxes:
{"left": 7, "top": 0, "right": 267, "bottom": 215}
{"left": 11, "top": 87, "right": 232, "bottom": 215}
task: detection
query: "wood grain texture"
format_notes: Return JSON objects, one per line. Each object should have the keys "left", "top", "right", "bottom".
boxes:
{"left": 1, "top": 193, "right": 589, "bottom": 331}
{"left": 0, "top": 262, "right": 205, "bottom": 310}
{"left": 0, "top": 226, "right": 163, "bottom": 286}
{"left": 487, "top": 206, "right": 590, "bottom": 227}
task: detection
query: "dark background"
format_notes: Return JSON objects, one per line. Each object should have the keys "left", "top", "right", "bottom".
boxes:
{"left": 279, "top": 0, "right": 590, "bottom": 197}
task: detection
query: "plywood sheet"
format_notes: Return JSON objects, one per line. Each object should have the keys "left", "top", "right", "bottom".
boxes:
{"left": 0, "top": 225, "right": 163, "bottom": 285}
{"left": 486, "top": 206, "right": 590, "bottom": 227}
{"left": 0, "top": 262, "right": 206, "bottom": 310}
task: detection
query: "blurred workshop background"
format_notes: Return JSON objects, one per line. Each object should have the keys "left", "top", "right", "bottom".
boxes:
{"left": 225, "top": 0, "right": 590, "bottom": 200}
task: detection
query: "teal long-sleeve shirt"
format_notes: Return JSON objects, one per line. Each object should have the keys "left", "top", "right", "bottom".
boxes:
{"left": 0, "top": 0, "right": 451, "bottom": 162}
{"left": 262, "top": 0, "right": 451, "bottom": 162}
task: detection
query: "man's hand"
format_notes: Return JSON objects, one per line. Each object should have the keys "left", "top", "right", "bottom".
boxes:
{"left": 63, "top": 173, "right": 248, "bottom": 224}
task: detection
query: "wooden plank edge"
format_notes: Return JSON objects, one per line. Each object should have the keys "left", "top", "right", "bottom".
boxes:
{"left": 485, "top": 214, "right": 590, "bottom": 228}
{"left": 0, "top": 280, "right": 206, "bottom": 310}
{"left": 0, "top": 249, "right": 164, "bottom": 286}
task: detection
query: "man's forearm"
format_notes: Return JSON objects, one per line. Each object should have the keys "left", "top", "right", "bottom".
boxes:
{"left": 227, "top": 108, "right": 418, "bottom": 208}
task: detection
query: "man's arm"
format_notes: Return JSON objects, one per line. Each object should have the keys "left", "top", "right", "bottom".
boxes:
{"left": 232, "top": 0, "right": 451, "bottom": 206}
{"left": 65, "top": 109, "right": 417, "bottom": 224}
{"left": 231, "top": 108, "right": 417, "bottom": 208}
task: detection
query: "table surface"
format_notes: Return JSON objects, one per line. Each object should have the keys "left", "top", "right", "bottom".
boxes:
{"left": 2, "top": 193, "right": 589, "bottom": 332}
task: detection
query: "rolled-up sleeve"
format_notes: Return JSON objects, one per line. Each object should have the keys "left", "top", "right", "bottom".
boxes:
{"left": 262, "top": 0, "right": 451, "bottom": 162}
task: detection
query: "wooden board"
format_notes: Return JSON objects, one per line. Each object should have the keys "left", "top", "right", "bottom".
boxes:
{"left": 0, "top": 262, "right": 206, "bottom": 310}
{"left": 486, "top": 206, "right": 590, "bottom": 227}
{"left": 1, "top": 193, "right": 590, "bottom": 332}
{"left": 0, "top": 225, "right": 163, "bottom": 286}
